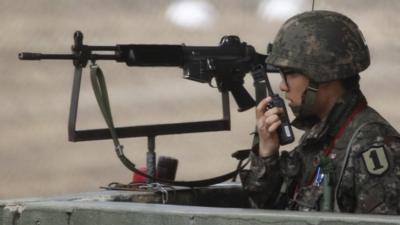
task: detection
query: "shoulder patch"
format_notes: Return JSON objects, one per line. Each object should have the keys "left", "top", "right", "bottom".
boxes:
{"left": 361, "top": 146, "right": 389, "bottom": 176}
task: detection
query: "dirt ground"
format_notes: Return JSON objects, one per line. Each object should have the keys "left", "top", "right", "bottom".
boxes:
{"left": 0, "top": 0, "right": 399, "bottom": 199}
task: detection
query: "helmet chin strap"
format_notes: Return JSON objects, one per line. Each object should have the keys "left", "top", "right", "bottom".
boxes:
{"left": 290, "top": 80, "right": 319, "bottom": 119}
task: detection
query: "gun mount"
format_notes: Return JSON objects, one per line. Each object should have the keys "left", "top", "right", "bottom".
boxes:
{"left": 18, "top": 31, "right": 281, "bottom": 187}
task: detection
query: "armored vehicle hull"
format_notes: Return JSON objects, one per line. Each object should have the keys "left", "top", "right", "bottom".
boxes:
{"left": 1, "top": 183, "right": 399, "bottom": 225}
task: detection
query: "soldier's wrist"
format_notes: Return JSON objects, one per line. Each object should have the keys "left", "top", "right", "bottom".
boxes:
{"left": 258, "top": 143, "right": 279, "bottom": 159}
{"left": 250, "top": 150, "right": 280, "bottom": 179}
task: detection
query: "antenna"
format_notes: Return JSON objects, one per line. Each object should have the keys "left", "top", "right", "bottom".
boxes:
{"left": 312, "top": 0, "right": 315, "bottom": 11}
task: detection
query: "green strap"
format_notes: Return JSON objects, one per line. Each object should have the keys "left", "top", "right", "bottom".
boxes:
{"left": 318, "top": 153, "right": 334, "bottom": 211}
{"left": 89, "top": 64, "right": 249, "bottom": 187}
{"left": 90, "top": 65, "right": 120, "bottom": 147}
{"left": 300, "top": 80, "right": 319, "bottom": 116}
{"left": 251, "top": 65, "right": 269, "bottom": 150}
{"left": 90, "top": 64, "right": 135, "bottom": 171}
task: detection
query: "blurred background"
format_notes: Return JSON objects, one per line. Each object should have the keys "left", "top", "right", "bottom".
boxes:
{"left": 1, "top": 0, "right": 399, "bottom": 199}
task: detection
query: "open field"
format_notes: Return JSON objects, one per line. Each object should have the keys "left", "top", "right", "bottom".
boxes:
{"left": 0, "top": 0, "right": 399, "bottom": 198}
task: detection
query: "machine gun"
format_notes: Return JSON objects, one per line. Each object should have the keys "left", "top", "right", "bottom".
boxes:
{"left": 19, "top": 31, "right": 293, "bottom": 186}
{"left": 19, "top": 31, "right": 278, "bottom": 112}
{"left": 19, "top": 31, "right": 277, "bottom": 111}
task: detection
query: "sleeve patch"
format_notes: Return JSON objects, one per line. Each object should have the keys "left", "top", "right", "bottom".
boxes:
{"left": 361, "top": 146, "right": 389, "bottom": 176}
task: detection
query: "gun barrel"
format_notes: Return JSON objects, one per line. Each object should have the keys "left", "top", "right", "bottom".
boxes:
{"left": 18, "top": 52, "right": 75, "bottom": 60}
{"left": 18, "top": 52, "right": 118, "bottom": 61}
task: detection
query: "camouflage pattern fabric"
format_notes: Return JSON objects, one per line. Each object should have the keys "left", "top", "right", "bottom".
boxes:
{"left": 266, "top": 10, "right": 370, "bottom": 82}
{"left": 241, "top": 90, "right": 400, "bottom": 214}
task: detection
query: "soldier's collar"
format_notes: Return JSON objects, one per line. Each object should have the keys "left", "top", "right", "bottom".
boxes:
{"left": 300, "top": 90, "right": 365, "bottom": 144}
{"left": 326, "top": 90, "right": 366, "bottom": 137}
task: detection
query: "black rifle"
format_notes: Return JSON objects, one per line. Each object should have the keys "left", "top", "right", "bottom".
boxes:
{"left": 19, "top": 31, "right": 294, "bottom": 186}
{"left": 19, "top": 31, "right": 278, "bottom": 112}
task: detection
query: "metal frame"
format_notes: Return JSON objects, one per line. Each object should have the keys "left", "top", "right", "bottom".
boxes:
{"left": 68, "top": 67, "right": 231, "bottom": 142}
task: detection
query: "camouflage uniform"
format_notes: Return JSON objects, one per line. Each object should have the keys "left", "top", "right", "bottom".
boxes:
{"left": 242, "top": 90, "right": 400, "bottom": 213}
{"left": 241, "top": 11, "right": 400, "bottom": 214}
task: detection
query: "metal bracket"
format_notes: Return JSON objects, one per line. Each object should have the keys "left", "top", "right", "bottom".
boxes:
{"left": 68, "top": 67, "right": 231, "bottom": 142}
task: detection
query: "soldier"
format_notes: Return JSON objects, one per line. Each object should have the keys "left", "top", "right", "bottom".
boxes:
{"left": 241, "top": 10, "right": 400, "bottom": 214}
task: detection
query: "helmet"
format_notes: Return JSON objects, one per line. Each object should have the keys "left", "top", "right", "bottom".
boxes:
{"left": 266, "top": 10, "right": 370, "bottom": 82}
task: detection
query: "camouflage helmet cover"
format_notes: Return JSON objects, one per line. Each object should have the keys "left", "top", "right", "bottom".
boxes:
{"left": 266, "top": 10, "right": 370, "bottom": 83}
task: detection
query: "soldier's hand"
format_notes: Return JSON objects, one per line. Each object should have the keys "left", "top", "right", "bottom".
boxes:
{"left": 256, "top": 97, "right": 282, "bottom": 158}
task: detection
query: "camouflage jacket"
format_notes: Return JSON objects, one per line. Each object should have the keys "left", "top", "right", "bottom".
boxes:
{"left": 241, "top": 91, "right": 400, "bottom": 214}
